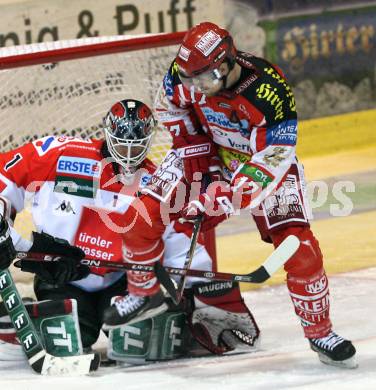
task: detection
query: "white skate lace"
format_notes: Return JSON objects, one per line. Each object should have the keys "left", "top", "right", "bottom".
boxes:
{"left": 114, "top": 295, "right": 145, "bottom": 317}
{"left": 311, "top": 331, "right": 345, "bottom": 351}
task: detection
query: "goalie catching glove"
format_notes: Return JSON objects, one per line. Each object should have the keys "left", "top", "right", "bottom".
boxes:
{"left": 18, "top": 232, "right": 89, "bottom": 285}
{"left": 187, "top": 281, "right": 260, "bottom": 355}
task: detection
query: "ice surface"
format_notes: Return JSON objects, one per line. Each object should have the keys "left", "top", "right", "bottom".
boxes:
{"left": 1, "top": 268, "right": 375, "bottom": 390}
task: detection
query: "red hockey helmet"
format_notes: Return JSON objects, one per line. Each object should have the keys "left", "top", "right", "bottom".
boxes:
{"left": 175, "top": 22, "right": 237, "bottom": 94}
{"left": 176, "top": 22, "right": 236, "bottom": 76}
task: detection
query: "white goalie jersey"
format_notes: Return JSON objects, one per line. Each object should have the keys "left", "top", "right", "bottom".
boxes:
{"left": 0, "top": 136, "right": 213, "bottom": 291}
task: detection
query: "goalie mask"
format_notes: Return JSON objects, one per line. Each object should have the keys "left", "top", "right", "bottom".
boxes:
{"left": 103, "top": 99, "right": 156, "bottom": 179}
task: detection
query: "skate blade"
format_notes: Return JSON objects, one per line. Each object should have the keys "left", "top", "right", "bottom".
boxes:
{"left": 102, "top": 303, "right": 168, "bottom": 330}
{"left": 317, "top": 352, "right": 358, "bottom": 369}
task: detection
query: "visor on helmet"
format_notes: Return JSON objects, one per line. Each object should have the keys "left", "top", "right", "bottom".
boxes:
{"left": 178, "top": 65, "right": 225, "bottom": 96}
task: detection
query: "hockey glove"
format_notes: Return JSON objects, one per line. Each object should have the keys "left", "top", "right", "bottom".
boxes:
{"left": 230, "top": 163, "right": 275, "bottom": 208}
{"left": 20, "top": 231, "right": 89, "bottom": 285}
{"left": 179, "top": 182, "right": 235, "bottom": 232}
{"left": 174, "top": 134, "right": 220, "bottom": 182}
{"left": 0, "top": 218, "right": 16, "bottom": 270}
{"left": 188, "top": 281, "right": 260, "bottom": 355}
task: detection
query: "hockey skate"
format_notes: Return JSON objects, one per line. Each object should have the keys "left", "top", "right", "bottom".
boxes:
{"left": 103, "top": 290, "right": 168, "bottom": 329}
{"left": 309, "top": 331, "right": 357, "bottom": 368}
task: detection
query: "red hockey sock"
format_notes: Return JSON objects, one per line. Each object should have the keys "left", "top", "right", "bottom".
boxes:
{"left": 127, "top": 270, "right": 161, "bottom": 296}
{"left": 271, "top": 226, "right": 332, "bottom": 338}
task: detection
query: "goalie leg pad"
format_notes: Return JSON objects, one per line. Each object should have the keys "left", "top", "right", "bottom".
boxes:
{"left": 107, "top": 303, "right": 190, "bottom": 364}
{"left": 0, "top": 298, "right": 83, "bottom": 359}
{"left": 31, "top": 298, "right": 84, "bottom": 357}
{"left": 188, "top": 281, "right": 260, "bottom": 355}
{"left": 35, "top": 277, "right": 103, "bottom": 348}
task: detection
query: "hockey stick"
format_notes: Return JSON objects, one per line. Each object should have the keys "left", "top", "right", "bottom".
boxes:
{"left": 161, "top": 173, "right": 212, "bottom": 304}
{"left": 155, "top": 215, "right": 203, "bottom": 304}
{"left": 0, "top": 266, "right": 100, "bottom": 375}
{"left": 15, "top": 234, "right": 300, "bottom": 285}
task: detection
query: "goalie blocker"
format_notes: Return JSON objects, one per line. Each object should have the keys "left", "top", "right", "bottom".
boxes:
{"left": 108, "top": 280, "right": 260, "bottom": 363}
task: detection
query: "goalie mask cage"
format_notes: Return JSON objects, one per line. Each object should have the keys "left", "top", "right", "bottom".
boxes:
{"left": 0, "top": 32, "right": 217, "bottom": 265}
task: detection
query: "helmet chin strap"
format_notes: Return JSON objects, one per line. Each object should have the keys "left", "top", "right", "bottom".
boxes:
{"left": 217, "top": 57, "right": 236, "bottom": 90}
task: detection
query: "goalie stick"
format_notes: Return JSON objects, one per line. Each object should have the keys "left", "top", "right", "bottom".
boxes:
{"left": 15, "top": 234, "right": 300, "bottom": 287}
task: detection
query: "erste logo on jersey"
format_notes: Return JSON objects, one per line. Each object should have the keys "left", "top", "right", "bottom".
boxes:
{"left": 32, "top": 136, "right": 92, "bottom": 156}
{"left": 57, "top": 156, "right": 101, "bottom": 178}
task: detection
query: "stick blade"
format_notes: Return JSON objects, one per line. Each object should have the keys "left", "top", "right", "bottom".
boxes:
{"left": 31, "top": 352, "right": 100, "bottom": 375}
{"left": 262, "top": 235, "right": 300, "bottom": 277}
{"left": 154, "top": 262, "right": 179, "bottom": 304}
{"left": 244, "top": 235, "right": 300, "bottom": 283}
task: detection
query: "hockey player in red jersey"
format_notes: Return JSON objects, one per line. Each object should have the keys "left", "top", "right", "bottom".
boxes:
{"left": 0, "top": 98, "right": 259, "bottom": 359}
{"left": 107, "top": 22, "right": 357, "bottom": 368}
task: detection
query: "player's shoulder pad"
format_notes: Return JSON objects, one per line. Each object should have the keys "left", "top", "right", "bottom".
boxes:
{"left": 235, "top": 53, "right": 288, "bottom": 94}
{"left": 236, "top": 53, "right": 297, "bottom": 124}
{"left": 31, "top": 135, "right": 95, "bottom": 157}
{"left": 163, "top": 60, "right": 181, "bottom": 99}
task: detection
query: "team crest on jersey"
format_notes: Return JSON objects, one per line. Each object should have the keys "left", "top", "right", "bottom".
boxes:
{"left": 32, "top": 136, "right": 92, "bottom": 157}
